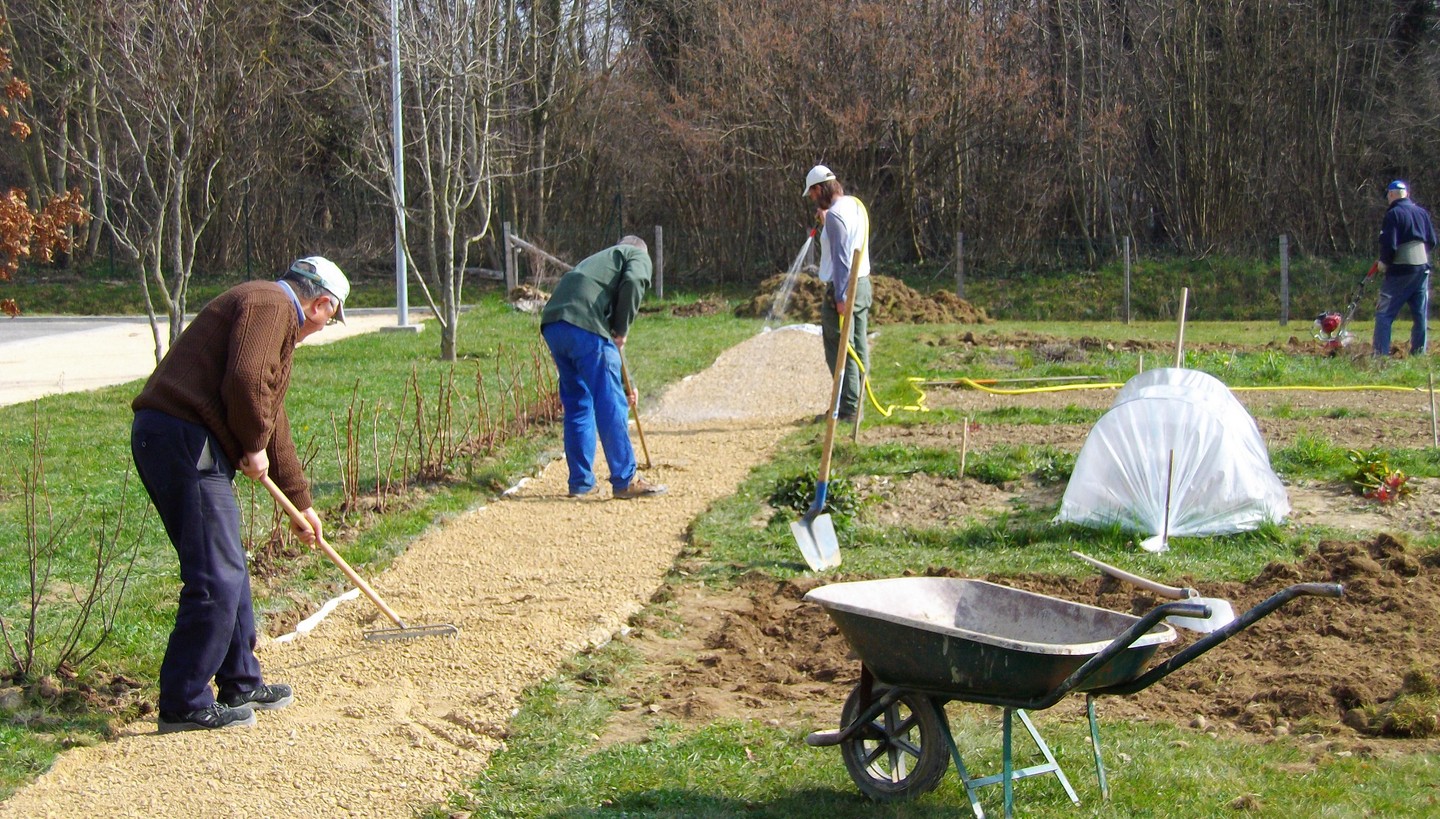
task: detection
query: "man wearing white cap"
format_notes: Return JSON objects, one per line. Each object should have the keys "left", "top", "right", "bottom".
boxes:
{"left": 804, "top": 164, "right": 871, "bottom": 420}
{"left": 1373, "top": 180, "right": 1435, "bottom": 356}
{"left": 131, "top": 256, "right": 350, "bottom": 732}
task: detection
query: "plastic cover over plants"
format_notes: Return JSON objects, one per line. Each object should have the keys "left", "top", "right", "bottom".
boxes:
{"left": 1056, "top": 368, "right": 1290, "bottom": 550}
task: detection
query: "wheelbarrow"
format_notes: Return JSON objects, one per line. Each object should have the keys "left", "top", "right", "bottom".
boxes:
{"left": 803, "top": 577, "right": 1343, "bottom": 817}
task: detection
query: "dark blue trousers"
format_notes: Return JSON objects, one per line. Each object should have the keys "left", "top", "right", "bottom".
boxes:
{"left": 1373, "top": 267, "right": 1430, "bottom": 356}
{"left": 131, "top": 410, "right": 262, "bottom": 713}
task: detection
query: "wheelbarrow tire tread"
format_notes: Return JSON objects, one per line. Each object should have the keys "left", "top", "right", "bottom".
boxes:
{"left": 838, "top": 684, "right": 948, "bottom": 802}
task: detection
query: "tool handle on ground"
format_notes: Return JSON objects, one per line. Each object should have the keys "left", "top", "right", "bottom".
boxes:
{"left": 259, "top": 475, "right": 408, "bottom": 630}
{"left": 619, "top": 354, "right": 651, "bottom": 469}
{"left": 1069, "top": 551, "right": 1190, "bottom": 599}
{"left": 817, "top": 249, "right": 863, "bottom": 482}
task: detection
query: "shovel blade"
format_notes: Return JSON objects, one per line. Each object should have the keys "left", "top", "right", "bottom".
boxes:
{"left": 791, "top": 513, "right": 842, "bottom": 571}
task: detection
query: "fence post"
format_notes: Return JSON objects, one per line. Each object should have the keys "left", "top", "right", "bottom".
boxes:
{"left": 503, "top": 221, "right": 516, "bottom": 292}
{"left": 955, "top": 232, "right": 965, "bottom": 299}
{"left": 1123, "top": 236, "right": 1132, "bottom": 325}
{"left": 654, "top": 225, "right": 664, "bottom": 300}
{"left": 1279, "top": 234, "right": 1290, "bottom": 326}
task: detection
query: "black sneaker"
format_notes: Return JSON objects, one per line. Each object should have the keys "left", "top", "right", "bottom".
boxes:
{"left": 219, "top": 683, "right": 294, "bottom": 711}
{"left": 157, "top": 702, "right": 256, "bottom": 733}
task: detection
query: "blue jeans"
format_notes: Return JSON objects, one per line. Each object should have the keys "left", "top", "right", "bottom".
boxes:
{"left": 131, "top": 410, "right": 263, "bottom": 713}
{"left": 1373, "top": 267, "right": 1430, "bottom": 356}
{"left": 541, "top": 321, "right": 636, "bottom": 494}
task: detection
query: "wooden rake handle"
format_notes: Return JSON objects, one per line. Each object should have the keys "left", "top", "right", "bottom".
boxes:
{"left": 619, "top": 352, "right": 651, "bottom": 469}
{"left": 259, "top": 475, "right": 408, "bottom": 629}
{"left": 817, "top": 249, "right": 864, "bottom": 482}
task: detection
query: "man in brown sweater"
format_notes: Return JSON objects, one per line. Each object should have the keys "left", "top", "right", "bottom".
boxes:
{"left": 131, "top": 256, "right": 349, "bottom": 733}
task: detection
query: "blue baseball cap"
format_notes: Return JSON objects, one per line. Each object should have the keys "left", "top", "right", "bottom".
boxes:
{"left": 1388, "top": 180, "right": 1408, "bottom": 192}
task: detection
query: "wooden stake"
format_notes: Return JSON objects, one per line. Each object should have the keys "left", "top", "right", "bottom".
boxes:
{"left": 1429, "top": 367, "right": 1437, "bottom": 449}
{"left": 959, "top": 416, "right": 970, "bottom": 479}
{"left": 1174, "top": 287, "right": 1189, "bottom": 368}
{"left": 1161, "top": 449, "right": 1175, "bottom": 548}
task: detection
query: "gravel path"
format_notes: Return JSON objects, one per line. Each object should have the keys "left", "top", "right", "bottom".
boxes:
{"left": 0, "top": 326, "right": 831, "bottom": 818}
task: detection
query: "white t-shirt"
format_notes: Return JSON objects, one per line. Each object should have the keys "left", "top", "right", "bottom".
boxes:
{"left": 818, "top": 195, "right": 870, "bottom": 300}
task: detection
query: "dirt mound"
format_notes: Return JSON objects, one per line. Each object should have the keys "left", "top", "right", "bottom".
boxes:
{"left": 668, "top": 296, "right": 726, "bottom": 317}
{"left": 736, "top": 273, "right": 988, "bottom": 325}
{"left": 508, "top": 284, "right": 549, "bottom": 314}
{"left": 609, "top": 535, "right": 1440, "bottom": 749}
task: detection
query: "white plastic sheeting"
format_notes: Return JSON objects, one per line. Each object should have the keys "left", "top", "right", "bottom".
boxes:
{"left": 1056, "top": 368, "right": 1289, "bottom": 550}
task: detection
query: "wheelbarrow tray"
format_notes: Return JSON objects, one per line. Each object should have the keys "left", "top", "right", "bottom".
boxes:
{"left": 805, "top": 577, "right": 1177, "bottom": 702}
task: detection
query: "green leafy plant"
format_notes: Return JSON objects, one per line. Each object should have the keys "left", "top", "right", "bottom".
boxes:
{"left": 1031, "top": 450, "right": 1076, "bottom": 484}
{"left": 1346, "top": 448, "right": 1411, "bottom": 503}
{"left": 768, "top": 471, "right": 861, "bottom": 523}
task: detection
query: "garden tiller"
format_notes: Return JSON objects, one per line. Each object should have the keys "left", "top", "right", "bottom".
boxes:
{"left": 1313, "top": 262, "right": 1378, "bottom": 351}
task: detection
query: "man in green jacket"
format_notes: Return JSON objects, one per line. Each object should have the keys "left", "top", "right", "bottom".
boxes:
{"left": 540, "top": 236, "right": 666, "bottom": 499}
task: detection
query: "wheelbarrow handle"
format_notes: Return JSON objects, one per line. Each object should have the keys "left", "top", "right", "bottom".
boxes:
{"left": 1020, "top": 599, "right": 1205, "bottom": 711}
{"left": 1093, "top": 582, "right": 1344, "bottom": 697}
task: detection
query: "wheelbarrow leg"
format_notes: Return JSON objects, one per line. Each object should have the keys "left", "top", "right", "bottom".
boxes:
{"left": 1002, "top": 710, "right": 1014, "bottom": 817}
{"left": 948, "top": 709, "right": 1079, "bottom": 818}
{"left": 1013, "top": 710, "right": 1079, "bottom": 807}
{"left": 1086, "top": 694, "right": 1109, "bottom": 801}
{"left": 936, "top": 706, "right": 987, "bottom": 819}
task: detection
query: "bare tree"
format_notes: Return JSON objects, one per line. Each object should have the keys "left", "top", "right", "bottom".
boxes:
{"left": 330, "top": 0, "right": 523, "bottom": 362}
{"left": 77, "top": 0, "right": 273, "bottom": 357}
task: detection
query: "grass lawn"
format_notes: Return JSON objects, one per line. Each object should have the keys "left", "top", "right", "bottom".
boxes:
{"left": 3, "top": 283, "right": 1438, "bottom": 815}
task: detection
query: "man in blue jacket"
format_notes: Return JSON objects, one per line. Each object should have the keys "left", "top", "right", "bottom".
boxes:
{"left": 541, "top": 236, "right": 666, "bottom": 499}
{"left": 1374, "top": 180, "right": 1436, "bottom": 357}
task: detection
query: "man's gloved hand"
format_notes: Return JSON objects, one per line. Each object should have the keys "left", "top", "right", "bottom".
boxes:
{"left": 1376, "top": 260, "right": 1388, "bottom": 274}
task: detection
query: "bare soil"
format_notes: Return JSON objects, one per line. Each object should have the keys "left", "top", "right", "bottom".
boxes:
{"left": 612, "top": 534, "right": 1440, "bottom": 757}
{"left": 601, "top": 344, "right": 1440, "bottom": 762}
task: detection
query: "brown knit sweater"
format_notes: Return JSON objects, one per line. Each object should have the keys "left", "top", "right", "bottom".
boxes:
{"left": 132, "top": 281, "right": 312, "bottom": 509}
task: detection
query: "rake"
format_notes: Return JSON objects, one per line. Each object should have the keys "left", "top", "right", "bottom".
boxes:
{"left": 260, "top": 475, "right": 458, "bottom": 642}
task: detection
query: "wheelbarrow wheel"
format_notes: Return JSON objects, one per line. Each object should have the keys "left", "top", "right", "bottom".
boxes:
{"left": 838, "top": 683, "right": 948, "bottom": 802}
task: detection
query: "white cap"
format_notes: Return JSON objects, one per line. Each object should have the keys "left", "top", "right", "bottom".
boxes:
{"left": 804, "top": 165, "right": 836, "bottom": 196}
{"left": 288, "top": 256, "right": 350, "bottom": 323}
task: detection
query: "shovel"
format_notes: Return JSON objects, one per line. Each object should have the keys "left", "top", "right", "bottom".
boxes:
{"left": 261, "top": 475, "right": 459, "bottom": 641}
{"left": 1070, "top": 550, "right": 1236, "bottom": 633}
{"left": 791, "top": 249, "right": 862, "bottom": 571}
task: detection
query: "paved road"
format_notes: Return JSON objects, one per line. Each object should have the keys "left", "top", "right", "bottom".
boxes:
{"left": 1, "top": 309, "right": 421, "bottom": 407}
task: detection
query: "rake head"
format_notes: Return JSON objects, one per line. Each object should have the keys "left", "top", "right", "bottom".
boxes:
{"left": 362, "top": 622, "right": 460, "bottom": 642}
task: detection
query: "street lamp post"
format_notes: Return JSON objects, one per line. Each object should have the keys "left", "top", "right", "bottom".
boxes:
{"left": 385, "top": 0, "right": 421, "bottom": 333}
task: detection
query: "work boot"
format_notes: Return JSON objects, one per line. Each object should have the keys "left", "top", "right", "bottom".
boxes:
{"left": 613, "top": 476, "right": 667, "bottom": 500}
{"left": 157, "top": 702, "right": 256, "bottom": 733}
{"left": 219, "top": 683, "right": 294, "bottom": 711}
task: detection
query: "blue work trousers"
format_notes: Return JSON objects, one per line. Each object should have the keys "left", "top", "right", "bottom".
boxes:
{"left": 131, "top": 410, "right": 263, "bottom": 713}
{"left": 1373, "top": 267, "right": 1430, "bottom": 356}
{"left": 541, "top": 321, "right": 637, "bottom": 494}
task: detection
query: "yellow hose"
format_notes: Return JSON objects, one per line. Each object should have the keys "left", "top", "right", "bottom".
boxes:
{"left": 843, "top": 343, "right": 1429, "bottom": 418}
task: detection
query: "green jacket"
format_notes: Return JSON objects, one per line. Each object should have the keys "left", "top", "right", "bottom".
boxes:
{"left": 541, "top": 243, "right": 652, "bottom": 340}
